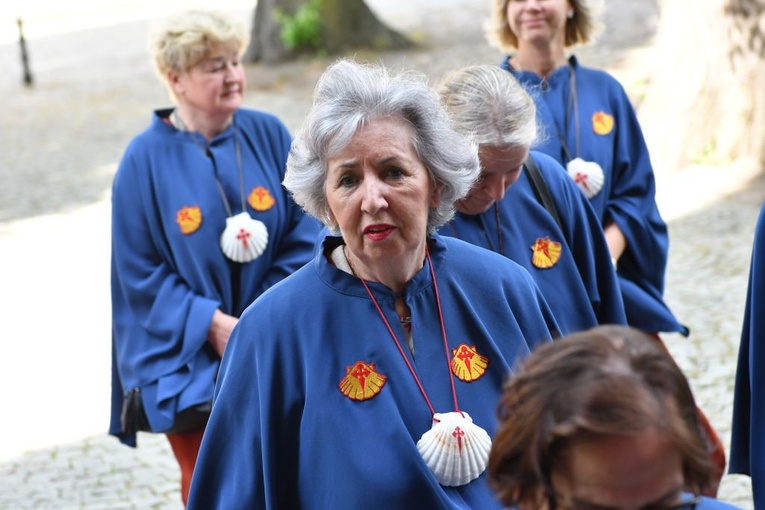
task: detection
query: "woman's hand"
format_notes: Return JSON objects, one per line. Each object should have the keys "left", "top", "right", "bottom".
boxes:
{"left": 207, "top": 309, "right": 238, "bottom": 357}
{"left": 604, "top": 221, "right": 627, "bottom": 265}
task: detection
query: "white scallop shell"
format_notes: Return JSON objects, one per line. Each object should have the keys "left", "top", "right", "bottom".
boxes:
{"left": 416, "top": 411, "right": 492, "bottom": 487}
{"left": 566, "top": 157, "right": 605, "bottom": 199}
{"left": 219, "top": 211, "right": 269, "bottom": 263}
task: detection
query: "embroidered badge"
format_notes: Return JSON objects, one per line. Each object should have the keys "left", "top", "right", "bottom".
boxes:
{"left": 247, "top": 186, "right": 276, "bottom": 211}
{"left": 530, "top": 237, "right": 562, "bottom": 268}
{"left": 592, "top": 111, "right": 614, "bottom": 135}
{"left": 176, "top": 205, "right": 202, "bottom": 234}
{"left": 338, "top": 361, "right": 388, "bottom": 401}
{"left": 451, "top": 344, "right": 489, "bottom": 382}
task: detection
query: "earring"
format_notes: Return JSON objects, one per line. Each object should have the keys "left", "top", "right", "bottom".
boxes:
{"left": 567, "top": 10, "right": 575, "bottom": 19}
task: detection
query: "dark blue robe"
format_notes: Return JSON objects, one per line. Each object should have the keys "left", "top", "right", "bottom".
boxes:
{"left": 439, "top": 151, "right": 626, "bottom": 335}
{"left": 187, "top": 234, "right": 558, "bottom": 509}
{"left": 730, "top": 202, "right": 765, "bottom": 507}
{"left": 109, "top": 108, "right": 321, "bottom": 446}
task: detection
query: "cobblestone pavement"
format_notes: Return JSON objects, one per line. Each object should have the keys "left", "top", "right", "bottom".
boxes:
{"left": 0, "top": 0, "right": 762, "bottom": 508}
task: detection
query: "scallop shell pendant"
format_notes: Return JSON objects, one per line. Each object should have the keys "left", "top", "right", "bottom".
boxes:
{"left": 566, "top": 157, "right": 605, "bottom": 199}
{"left": 416, "top": 411, "right": 492, "bottom": 487}
{"left": 219, "top": 211, "right": 269, "bottom": 263}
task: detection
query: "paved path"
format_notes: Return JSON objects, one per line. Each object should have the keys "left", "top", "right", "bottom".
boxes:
{"left": 0, "top": 0, "right": 762, "bottom": 508}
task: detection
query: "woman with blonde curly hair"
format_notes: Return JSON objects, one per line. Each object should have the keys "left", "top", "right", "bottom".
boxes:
{"left": 109, "top": 10, "right": 319, "bottom": 505}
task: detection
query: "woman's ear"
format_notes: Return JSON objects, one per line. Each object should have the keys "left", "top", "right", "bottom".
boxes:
{"left": 167, "top": 69, "right": 184, "bottom": 97}
{"left": 430, "top": 182, "right": 443, "bottom": 208}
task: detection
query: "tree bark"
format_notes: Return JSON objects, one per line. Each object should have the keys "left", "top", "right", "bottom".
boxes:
{"left": 246, "top": 0, "right": 303, "bottom": 63}
{"left": 247, "top": 0, "right": 412, "bottom": 63}
{"left": 640, "top": 0, "right": 765, "bottom": 172}
{"left": 319, "top": 0, "right": 411, "bottom": 54}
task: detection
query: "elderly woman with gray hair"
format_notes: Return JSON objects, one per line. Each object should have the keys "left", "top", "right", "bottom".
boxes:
{"left": 187, "top": 59, "right": 559, "bottom": 509}
{"left": 437, "top": 64, "right": 626, "bottom": 336}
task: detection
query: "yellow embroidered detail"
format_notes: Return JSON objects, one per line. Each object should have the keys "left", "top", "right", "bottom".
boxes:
{"left": 248, "top": 186, "right": 276, "bottom": 211}
{"left": 176, "top": 205, "right": 202, "bottom": 234}
{"left": 530, "top": 237, "right": 562, "bottom": 268}
{"left": 592, "top": 111, "right": 614, "bottom": 135}
{"left": 451, "top": 344, "right": 489, "bottom": 382}
{"left": 339, "top": 361, "right": 387, "bottom": 401}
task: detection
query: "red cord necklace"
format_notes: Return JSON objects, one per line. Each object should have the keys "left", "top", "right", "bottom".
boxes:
{"left": 354, "top": 246, "right": 491, "bottom": 487}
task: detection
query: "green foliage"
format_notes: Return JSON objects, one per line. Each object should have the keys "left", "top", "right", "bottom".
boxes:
{"left": 275, "top": 0, "right": 323, "bottom": 51}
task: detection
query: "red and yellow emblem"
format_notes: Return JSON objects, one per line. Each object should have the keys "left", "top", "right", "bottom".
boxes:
{"left": 530, "top": 236, "right": 562, "bottom": 268}
{"left": 176, "top": 205, "right": 202, "bottom": 234}
{"left": 592, "top": 111, "right": 614, "bottom": 135}
{"left": 338, "top": 361, "right": 387, "bottom": 401}
{"left": 247, "top": 186, "right": 276, "bottom": 212}
{"left": 451, "top": 344, "right": 489, "bottom": 382}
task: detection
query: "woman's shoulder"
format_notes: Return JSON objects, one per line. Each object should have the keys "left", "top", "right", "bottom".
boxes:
{"left": 438, "top": 235, "right": 535, "bottom": 283}
{"left": 526, "top": 151, "right": 586, "bottom": 202}
{"left": 235, "top": 108, "right": 290, "bottom": 131}
{"left": 572, "top": 58, "right": 627, "bottom": 94}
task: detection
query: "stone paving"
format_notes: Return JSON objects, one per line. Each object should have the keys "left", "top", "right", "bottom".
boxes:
{"left": 0, "top": 0, "right": 762, "bottom": 508}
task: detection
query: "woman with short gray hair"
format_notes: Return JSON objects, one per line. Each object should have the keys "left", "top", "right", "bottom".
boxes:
{"left": 285, "top": 59, "right": 477, "bottom": 234}
{"left": 437, "top": 63, "right": 626, "bottom": 335}
{"left": 188, "top": 59, "right": 559, "bottom": 509}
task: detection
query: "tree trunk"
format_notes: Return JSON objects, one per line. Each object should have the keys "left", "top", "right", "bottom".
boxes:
{"left": 247, "top": 0, "right": 412, "bottom": 63}
{"left": 246, "top": 0, "right": 303, "bottom": 63}
{"left": 640, "top": 0, "right": 765, "bottom": 172}
{"left": 319, "top": 0, "right": 411, "bottom": 54}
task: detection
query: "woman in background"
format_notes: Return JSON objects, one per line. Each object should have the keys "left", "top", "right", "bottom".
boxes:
{"left": 109, "top": 10, "right": 319, "bottom": 505}
{"left": 437, "top": 63, "right": 626, "bottom": 335}
{"left": 486, "top": 0, "right": 686, "bottom": 337}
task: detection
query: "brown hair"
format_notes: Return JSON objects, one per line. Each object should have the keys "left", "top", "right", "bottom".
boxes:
{"left": 485, "top": 0, "right": 602, "bottom": 52}
{"left": 488, "top": 325, "right": 714, "bottom": 508}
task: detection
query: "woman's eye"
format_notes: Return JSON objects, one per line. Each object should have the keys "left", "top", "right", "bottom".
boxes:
{"left": 387, "top": 167, "right": 405, "bottom": 179}
{"left": 338, "top": 174, "right": 358, "bottom": 188}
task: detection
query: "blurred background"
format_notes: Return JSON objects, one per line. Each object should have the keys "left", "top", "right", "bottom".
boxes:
{"left": 0, "top": 0, "right": 762, "bottom": 508}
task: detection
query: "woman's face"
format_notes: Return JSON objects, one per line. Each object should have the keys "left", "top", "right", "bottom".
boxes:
{"left": 549, "top": 431, "right": 686, "bottom": 510}
{"left": 506, "top": 0, "right": 572, "bottom": 47}
{"left": 170, "top": 42, "right": 245, "bottom": 121}
{"left": 325, "top": 117, "right": 438, "bottom": 276}
{"left": 456, "top": 144, "right": 528, "bottom": 215}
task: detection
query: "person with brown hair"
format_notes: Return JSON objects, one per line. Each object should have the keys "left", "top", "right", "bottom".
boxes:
{"left": 489, "top": 325, "right": 740, "bottom": 509}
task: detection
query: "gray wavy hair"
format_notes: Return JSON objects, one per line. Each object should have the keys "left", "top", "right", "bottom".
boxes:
{"left": 283, "top": 59, "right": 480, "bottom": 234}
{"left": 437, "top": 64, "right": 538, "bottom": 149}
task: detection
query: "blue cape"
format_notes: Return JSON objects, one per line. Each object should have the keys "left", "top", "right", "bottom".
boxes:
{"left": 110, "top": 108, "right": 321, "bottom": 445}
{"left": 730, "top": 202, "right": 765, "bottom": 507}
{"left": 440, "top": 150, "right": 626, "bottom": 335}
{"left": 187, "top": 234, "right": 558, "bottom": 509}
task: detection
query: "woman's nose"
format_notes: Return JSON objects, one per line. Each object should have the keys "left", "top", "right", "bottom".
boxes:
{"left": 360, "top": 178, "right": 388, "bottom": 214}
{"left": 224, "top": 62, "right": 240, "bottom": 80}
{"left": 484, "top": 175, "right": 507, "bottom": 202}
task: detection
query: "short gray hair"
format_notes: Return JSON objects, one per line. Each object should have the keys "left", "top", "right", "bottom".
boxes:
{"left": 437, "top": 65, "right": 537, "bottom": 149}
{"left": 284, "top": 59, "right": 480, "bottom": 234}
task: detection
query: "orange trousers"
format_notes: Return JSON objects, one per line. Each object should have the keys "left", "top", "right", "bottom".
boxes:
{"left": 649, "top": 333, "right": 725, "bottom": 497}
{"left": 166, "top": 429, "right": 205, "bottom": 507}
